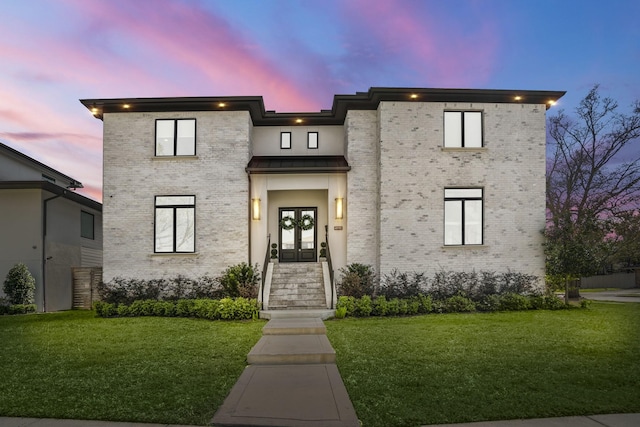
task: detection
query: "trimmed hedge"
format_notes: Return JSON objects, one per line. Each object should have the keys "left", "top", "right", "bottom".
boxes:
{"left": 0, "top": 303, "right": 37, "bottom": 315}
{"left": 336, "top": 292, "right": 567, "bottom": 318}
{"left": 93, "top": 297, "right": 259, "bottom": 321}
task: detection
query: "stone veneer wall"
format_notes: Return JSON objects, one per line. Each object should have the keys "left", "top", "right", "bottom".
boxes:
{"left": 345, "top": 110, "right": 379, "bottom": 269}
{"left": 102, "top": 111, "right": 251, "bottom": 282}
{"left": 377, "top": 101, "right": 547, "bottom": 279}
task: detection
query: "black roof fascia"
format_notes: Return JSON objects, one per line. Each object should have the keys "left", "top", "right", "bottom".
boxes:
{"left": 81, "top": 87, "right": 566, "bottom": 126}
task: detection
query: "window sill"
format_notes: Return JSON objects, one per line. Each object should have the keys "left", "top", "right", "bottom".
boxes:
{"left": 150, "top": 252, "right": 199, "bottom": 258}
{"left": 441, "top": 245, "right": 487, "bottom": 249}
{"left": 152, "top": 156, "right": 199, "bottom": 161}
{"left": 441, "top": 147, "right": 487, "bottom": 153}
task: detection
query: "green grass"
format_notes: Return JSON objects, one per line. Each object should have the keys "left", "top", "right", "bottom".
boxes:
{"left": 0, "top": 311, "right": 264, "bottom": 425}
{"left": 327, "top": 302, "right": 640, "bottom": 427}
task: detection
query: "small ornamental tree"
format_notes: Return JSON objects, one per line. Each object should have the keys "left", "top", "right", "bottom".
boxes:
{"left": 3, "top": 263, "right": 36, "bottom": 305}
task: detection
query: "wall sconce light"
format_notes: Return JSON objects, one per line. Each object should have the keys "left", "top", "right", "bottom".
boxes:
{"left": 335, "top": 197, "right": 344, "bottom": 220}
{"left": 252, "top": 198, "right": 261, "bottom": 220}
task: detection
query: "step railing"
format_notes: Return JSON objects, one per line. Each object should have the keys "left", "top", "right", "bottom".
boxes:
{"left": 325, "top": 225, "right": 336, "bottom": 309}
{"left": 261, "top": 233, "right": 270, "bottom": 307}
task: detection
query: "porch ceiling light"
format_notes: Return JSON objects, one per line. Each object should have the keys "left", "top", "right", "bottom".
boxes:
{"left": 252, "top": 198, "right": 261, "bottom": 220}
{"left": 335, "top": 197, "right": 344, "bottom": 220}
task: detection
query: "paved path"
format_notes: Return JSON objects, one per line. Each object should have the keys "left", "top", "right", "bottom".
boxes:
{"left": 581, "top": 288, "right": 640, "bottom": 303}
{"left": 211, "top": 317, "right": 359, "bottom": 427}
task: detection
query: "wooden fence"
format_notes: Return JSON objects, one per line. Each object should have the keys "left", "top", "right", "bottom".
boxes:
{"left": 72, "top": 267, "right": 102, "bottom": 309}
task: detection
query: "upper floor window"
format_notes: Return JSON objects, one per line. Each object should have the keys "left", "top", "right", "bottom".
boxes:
{"left": 155, "top": 119, "right": 196, "bottom": 156}
{"left": 444, "top": 111, "right": 482, "bottom": 148}
{"left": 81, "top": 211, "right": 94, "bottom": 240}
{"left": 281, "top": 132, "right": 292, "bottom": 149}
{"left": 308, "top": 132, "right": 318, "bottom": 149}
{"left": 444, "top": 188, "right": 483, "bottom": 245}
{"left": 155, "top": 196, "right": 195, "bottom": 253}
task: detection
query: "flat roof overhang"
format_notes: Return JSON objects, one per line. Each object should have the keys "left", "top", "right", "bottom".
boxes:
{"left": 246, "top": 156, "right": 350, "bottom": 174}
{"left": 81, "top": 87, "right": 566, "bottom": 126}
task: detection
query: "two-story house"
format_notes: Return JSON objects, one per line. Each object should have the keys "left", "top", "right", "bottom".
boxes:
{"left": 82, "top": 87, "right": 564, "bottom": 309}
{"left": 0, "top": 142, "right": 102, "bottom": 311}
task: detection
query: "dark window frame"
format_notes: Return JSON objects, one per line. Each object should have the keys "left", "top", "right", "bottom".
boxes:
{"left": 154, "top": 195, "right": 196, "bottom": 253}
{"left": 444, "top": 111, "right": 484, "bottom": 148}
{"left": 81, "top": 211, "right": 95, "bottom": 240}
{"left": 444, "top": 188, "right": 484, "bottom": 246}
{"left": 280, "top": 132, "right": 292, "bottom": 149}
{"left": 307, "top": 132, "right": 319, "bottom": 149}
{"left": 155, "top": 118, "right": 197, "bottom": 156}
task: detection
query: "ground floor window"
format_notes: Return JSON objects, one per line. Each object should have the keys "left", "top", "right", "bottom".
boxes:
{"left": 154, "top": 196, "right": 195, "bottom": 253}
{"left": 444, "top": 188, "right": 483, "bottom": 245}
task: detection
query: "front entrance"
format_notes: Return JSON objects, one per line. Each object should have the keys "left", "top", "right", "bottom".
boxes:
{"left": 279, "top": 207, "right": 317, "bottom": 262}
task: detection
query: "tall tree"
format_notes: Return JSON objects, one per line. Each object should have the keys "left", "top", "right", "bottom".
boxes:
{"left": 546, "top": 85, "right": 640, "bottom": 296}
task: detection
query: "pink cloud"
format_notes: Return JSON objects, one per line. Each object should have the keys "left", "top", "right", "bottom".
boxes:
{"left": 62, "top": 0, "right": 325, "bottom": 112}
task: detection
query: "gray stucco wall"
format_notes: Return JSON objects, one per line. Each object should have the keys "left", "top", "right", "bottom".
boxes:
{"left": 102, "top": 111, "right": 250, "bottom": 282}
{"left": 0, "top": 189, "right": 43, "bottom": 306}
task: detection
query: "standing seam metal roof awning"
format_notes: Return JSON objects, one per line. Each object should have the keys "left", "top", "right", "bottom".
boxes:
{"left": 246, "top": 156, "right": 351, "bottom": 173}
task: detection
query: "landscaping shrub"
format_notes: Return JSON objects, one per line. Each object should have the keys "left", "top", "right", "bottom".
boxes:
{"left": 500, "top": 271, "right": 539, "bottom": 295}
{"left": 94, "top": 297, "right": 258, "bottom": 321}
{"left": 355, "top": 295, "right": 372, "bottom": 317}
{"left": 3, "top": 263, "right": 36, "bottom": 305}
{"left": 336, "top": 296, "right": 357, "bottom": 317}
{"left": 6, "top": 304, "right": 36, "bottom": 315}
{"left": 337, "top": 264, "right": 376, "bottom": 298}
{"left": 443, "top": 295, "right": 476, "bottom": 313}
{"left": 335, "top": 306, "right": 347, "bottom": 319}
{"left": 218, "top": 263, "right": 259, "bottom": 299}
{"left": 386, "top": 298, "right": 401, "bottom": 316}
{"left": 372, "top": 296, "right": 388, "bottom": 316}
{"left": 379, "top": 270, "right": 427, "bottom": 299}
{"left": 98, "top": 275, "right": 225, "bottom": 305}
{"left": 477, "top": 294, "right": 501, "bottom": 312}
{"left": 415, "top": 294, "right": 433, "bottom": 314}
{"left": 498, "top": 293, "right": 531, "bottom": 311}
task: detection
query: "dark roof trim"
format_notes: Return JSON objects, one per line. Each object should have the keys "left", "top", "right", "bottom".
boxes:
{"left": 246, "top": 156, "right": 351, "bottom": 174}
{"left": 0, "top": 181, "right": 102, "bottom": 211}
{"left": 81, "top": 87, "right": 566, "bottom": 127}
{"left": 0, "top": 141, "right": 83, "bottom": 188}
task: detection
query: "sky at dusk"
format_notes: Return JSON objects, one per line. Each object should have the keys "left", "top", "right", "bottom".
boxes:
{"left": 1, "top": 0, "right": 638, "bottom": 202}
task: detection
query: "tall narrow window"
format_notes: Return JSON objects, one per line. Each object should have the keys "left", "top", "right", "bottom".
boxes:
{"left": 444, "top": 111, "right": 482, "bottom": 148}
{"left": 155, "top": 196, "right": 195, "bottom": 253}
{"left": 444, "top": 188, "right": 483, "bottom": 245}
{"left": 81, "top": 211, "right": 94, "bottom": 240}
{"left": 281, "top": 132, "right": 292, "bottom": 149}
{"left": 308, "top": 132, "right": 318, "bottom": 149}
{"left": 155, "top": 119, "right": 196, "bottom": 156}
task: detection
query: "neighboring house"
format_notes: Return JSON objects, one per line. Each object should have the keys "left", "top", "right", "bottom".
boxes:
{"left": 0, "top": 142, "right": 102, "bottom": 311}
{"left": 81, "top": 87, "right": 564, "bottom": 293}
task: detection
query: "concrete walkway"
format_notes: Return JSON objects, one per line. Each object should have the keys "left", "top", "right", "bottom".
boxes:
{"left": 211, "top": 317, "right": 360, "bottom": 427}
{"left": 581, "top": 288, "right": 640, "bottom": 303}
{"left": 3, "top": 413, "right": 640, "bottom": 427}
{"left": 426, "top": 413, "right": 640, "bottom": 426}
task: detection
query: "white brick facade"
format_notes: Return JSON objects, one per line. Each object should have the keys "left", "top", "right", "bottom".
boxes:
{"left": 102, "top": 111, "right": 250, "bottom": 281}
{"left": 89, "top": 88, "right": 561, "bottom": 283}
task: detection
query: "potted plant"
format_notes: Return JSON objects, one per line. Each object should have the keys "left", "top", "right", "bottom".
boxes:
{"left": 270, "top": 243, "right": 278, "bottom": 263}
{"left": 319, "top": 242, "right": 327, "bottom": 261}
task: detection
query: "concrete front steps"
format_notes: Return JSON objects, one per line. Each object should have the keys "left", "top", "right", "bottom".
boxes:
{"left": 212, "top": 317, "right": 359, "bottom": 427}
{"left": 268, "top": 263, "right": 327, "bottom": 310}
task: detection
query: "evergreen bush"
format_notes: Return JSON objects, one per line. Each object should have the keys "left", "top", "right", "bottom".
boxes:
{"left": 3, "top": 263, "right": 36, "bottom": 305}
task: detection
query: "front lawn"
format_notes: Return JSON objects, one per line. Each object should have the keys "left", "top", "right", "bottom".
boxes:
{"left": 327, "top": 302, "right": 640, "bottom": 427}
{"left": 0, "top": 311, "right": 263, "bottom": 425}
